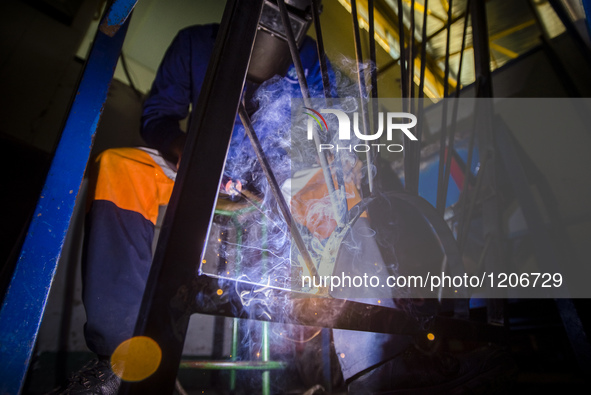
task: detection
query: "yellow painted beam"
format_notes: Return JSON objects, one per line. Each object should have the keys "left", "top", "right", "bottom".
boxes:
{"left": 489, "top": 42, "right": 519, "bottom": 58}
{"left": 336, "top": 0, "right": 449, "bottom": 98}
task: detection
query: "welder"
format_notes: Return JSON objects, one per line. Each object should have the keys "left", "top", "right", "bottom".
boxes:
{"left": 48, "top": 1, "right": 331, "bottom": 393}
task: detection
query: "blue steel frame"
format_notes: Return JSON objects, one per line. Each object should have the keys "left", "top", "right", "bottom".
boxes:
{"left": 0, "top": 1, "right": 137, "bottom": 393}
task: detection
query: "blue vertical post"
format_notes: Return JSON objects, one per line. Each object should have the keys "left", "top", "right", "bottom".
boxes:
{"left": 583, "top": 0, "right": 591, "bottom": 43}
{"left": 0, "top": 1, "right": 136, "bottom": 393}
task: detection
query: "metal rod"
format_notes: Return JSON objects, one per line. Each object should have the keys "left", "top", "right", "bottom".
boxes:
{"left": 230, "top": 319, "right": 239, "bottom": 389}
{"left": 411, "top": 0, "right": 429, "bottom": 195}
{"left": 238, "top": 104, "right": 319, "bottom": 280}
{"left": 262, "top": 221, "right": 271, "bottom": 395}
{"left": 453, "top": 0, "right": 470, "bottom": 99}
{"left": 469, "top": 0, "right": 501, "bottom": 325}
{"left": 312, "top": 0, "right": 332, "bottom": 99}
{"left": 419, "top": 0, "right": 430, "bottom": 92}
{"left": 311, "top": 0, "right": 347, "bottom": 208}
{"left": 443, "top": 0, "right": 453, "bottom": 98}
{"left": 277, "top": 0, "right": 346, "bottom": 227}
{"left": 350, "top": 0, "right": 376, "bottom": 194}
{"left": 471, "top": 0, "right": 493, "bottom": 98}
{"left": 368, "top": 0, "right": 380, "bottom": 195}
{"left": 369, "top": 0, "right": 378, "bottom": 100}
{"left": 262, "top": 321, "right": 271, "bottom": 395}
{"left": 277, "top": 0, "right": 310, "bottom": 102}
{"left": 439, "top": 0, "right": 470, "bottom": 212}
{"left": 397, "top": 0, "right": 417, "bottom": 194}
{"left": 404, "top": 0, "right": 420, "bottom": 194}
{"left": 408, "top": 0, "right": 415, "bottom": 98}
{"left": 397, "top": 0, "right": 408, "bottom": 99}
{"left": 435, "top": 0, "right": 453, "bottom": 214}
{"left": 179, "top": 360, "right": 287, "bottom": 370}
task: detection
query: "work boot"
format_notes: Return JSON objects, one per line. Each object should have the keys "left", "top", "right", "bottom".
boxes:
{"left": 46, "top": 358, "right": 120, "bottom": 395}
{"left": 347, "top": 345, "right": 517, "bottom": 394}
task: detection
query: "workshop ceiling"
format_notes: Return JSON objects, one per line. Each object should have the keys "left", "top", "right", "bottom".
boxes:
{"left": 334, "top": 0, "right": 583, "bottom": 99}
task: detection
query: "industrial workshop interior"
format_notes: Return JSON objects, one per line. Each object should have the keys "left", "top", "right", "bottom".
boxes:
{"left": 2, "top": 0, "right": 591, "bottom": 394}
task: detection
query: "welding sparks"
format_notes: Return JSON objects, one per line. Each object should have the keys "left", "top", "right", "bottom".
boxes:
{"left": 225, "top": 179, "right": 243, "bottom": 201}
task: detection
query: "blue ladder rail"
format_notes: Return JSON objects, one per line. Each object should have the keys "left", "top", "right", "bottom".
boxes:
{"left": 0, "top": 1, "right": 137, "bottom": 393}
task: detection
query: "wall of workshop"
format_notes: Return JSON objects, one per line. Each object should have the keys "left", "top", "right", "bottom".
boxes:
{"left": 1, "top": 0, "right": 100, "bottom": 152}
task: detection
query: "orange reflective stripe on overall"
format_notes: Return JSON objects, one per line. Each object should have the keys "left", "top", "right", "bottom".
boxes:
{"left": 87, "top": 147, "right": 175, "bottom": 224}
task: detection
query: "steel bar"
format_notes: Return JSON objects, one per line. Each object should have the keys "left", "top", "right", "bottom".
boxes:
{"left": 277, "top": 0, "right": 346, "bottom": 227}
{"left": 121, "top": 1, "right": 264, "bottom": 393}
{"left": 411, "top": 0, "right": 429, "bottom": 194}
{"left": 350, "top": 0, "right": 375, "bottom": 194}
{"left": 179, "top": 360, "right": 287, "bottom": 370}
{"left": 261, "top": 221, "right": 270, "bottom": 395}
{"left": 0, "top": 2, "right": 135, "bottom": 393}
{"left": 397, "top": 0, "right": 408, "bottom": 99}
{"left": 417, "top": 0, "right": 428, "bottom": 91}
{"left": 435, "top": 0, "right": 453, "bottom": 214}
{"left": 439, "top": 0, "right": 471, "bottom": 212}
{"left": 238, "top": 104, "right": 319, "bottom": 280}
{"left": 277, "top": 0, "right": 309, "bottom": 101}
{"left": 396, "top": 0, "right": 416, "bottom": 194}
{"left": 470, "top": 0, "right": 493, "bottom": 98}
{"left": 470, "top": 0, "right": 504, "bottom": 325}
{"left": 404, "top": 0, "right": 421, "bottom": 195}
{"left": 262, "top": 321, "right": 271, "bottom": 395}
{"left": 311, "top": 0, "right": 332, "bottom": 100}
{"left": 369, "top": 0, "right": 378, "bottom": 100}
{"left": 442, "top": 0, "right": 453, "bottom": 98}
{"left": 368, "top": 0, "right": 380, "bottom": 197}
{"left": 453, "top": 2, "right": 470, "bottom": 98}
{"left": 407, "top": 0, "right": 415, "bottom": 98}
{"left": 230, "top": 318, "right": 239, "bottom": 390}
{"left": 311, "top": 0, "right": 347, "bottom": 205}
